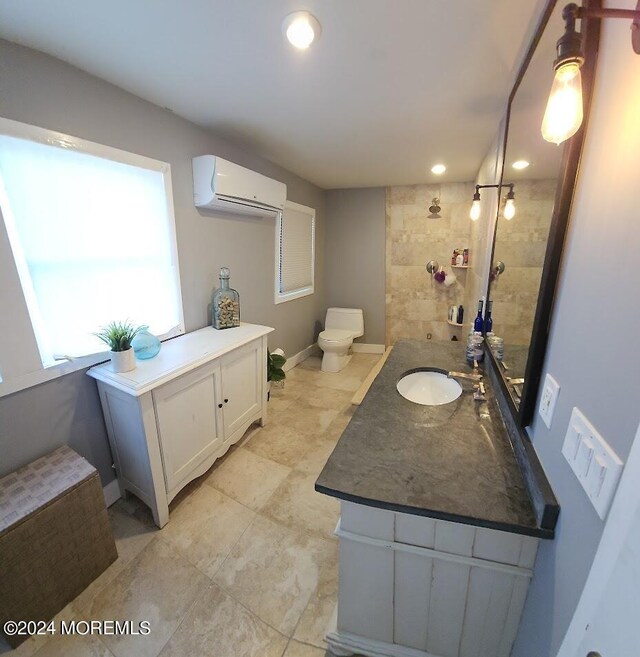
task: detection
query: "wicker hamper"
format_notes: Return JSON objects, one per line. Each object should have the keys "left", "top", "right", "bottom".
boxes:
{"left": 0, "top": 445, "right": 117, "bottom": 647}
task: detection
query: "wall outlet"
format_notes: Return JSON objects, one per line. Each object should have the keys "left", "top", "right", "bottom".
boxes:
{"left": 538, "top": 373, "right": 560, "bottom": 429}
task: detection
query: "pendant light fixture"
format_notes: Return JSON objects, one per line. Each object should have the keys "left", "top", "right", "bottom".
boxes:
{"left": 542, "top": 2, "right": 640, "bottom": 145}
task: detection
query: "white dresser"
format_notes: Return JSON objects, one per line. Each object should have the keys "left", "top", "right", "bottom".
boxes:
{"left": 88, "top": 323, "right": 273, "bottom": 527}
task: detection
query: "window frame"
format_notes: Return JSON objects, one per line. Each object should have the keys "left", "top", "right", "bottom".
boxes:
{"left": 0, "top": 117, "right": 184, "bottom": 397}
{"left": 274, "top": 200, "right": 315, "bottom": 305}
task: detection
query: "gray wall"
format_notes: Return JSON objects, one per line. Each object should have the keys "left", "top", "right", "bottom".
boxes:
{"left": 0, "top": 39, "right": 326, "bottom": 485}
{"left": 512, "top": 13, "right": 640, "bottom": 657}
{"left": 324, "top": 188, "right": 386, "bottom": 344}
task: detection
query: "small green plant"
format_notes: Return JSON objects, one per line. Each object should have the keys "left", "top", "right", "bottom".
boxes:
{"left": 267, "top": 350, "right": 286, "bottom": 382}
{"left": 94, "top": 320, "right": 141, "bottom": 352}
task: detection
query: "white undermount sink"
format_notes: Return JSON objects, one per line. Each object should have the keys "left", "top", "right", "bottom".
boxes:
{"left": 396, "top": 370, "right": 462, "bottom": 406}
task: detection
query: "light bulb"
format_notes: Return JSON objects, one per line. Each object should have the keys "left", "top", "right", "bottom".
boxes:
{"left": 431, "top": 164, "right": 446, "bottom": 175}
{"left": 541, "top": 62, "right": 583, "bottom": 145}
{"left": 469, "top": 199, "right": 481, "bottom": 221}
{"left": 283, "top": 12, "right": 320, "bottom": 50}
{"left": 503, "top": 198, "right": 516, "bottom": 220}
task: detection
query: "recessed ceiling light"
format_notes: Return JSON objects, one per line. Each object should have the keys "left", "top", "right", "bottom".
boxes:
{"left": 283, "top": 11, "right": 321, "bottom": 50}
{"left": 431, "top": 164, "right": 446, "bottom": 175}
{"left": 512, "top": 160, "right": 530, "bottom": 170}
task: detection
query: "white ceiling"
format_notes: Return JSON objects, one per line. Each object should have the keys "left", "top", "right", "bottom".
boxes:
{"left": 0, "top": 0, "right": 543, "bottom": 189}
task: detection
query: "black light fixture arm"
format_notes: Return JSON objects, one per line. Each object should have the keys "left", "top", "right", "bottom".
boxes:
{"left": 474, "top": 183, "right": 515, "bottom": 196}
{"left": 562, "top": 1, "right": 640, "bottom": 56}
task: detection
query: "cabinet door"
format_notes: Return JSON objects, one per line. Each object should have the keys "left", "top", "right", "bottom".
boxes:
{"left": 220, "top": 339, "right": 262, "bottom": 438}
{"left": 153, "top": 362, "right": 222, "bottom": 494}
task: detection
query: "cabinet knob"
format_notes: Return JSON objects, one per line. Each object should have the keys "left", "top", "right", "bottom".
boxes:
{"left": 224, "top": 398, "right": 229, "bottom": 404}
{"left": 218, "top": 403, "right": 223, "bottom": 408}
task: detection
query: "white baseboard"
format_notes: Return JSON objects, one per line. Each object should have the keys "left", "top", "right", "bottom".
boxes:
{"left": 283, "top": 344, "right": 318, "bottom": 372}
{"left": 103, "top": 478, "right": 121, "bottom": 507}
{"left": 352, "top": 343, "right": 386, "bottom": 354}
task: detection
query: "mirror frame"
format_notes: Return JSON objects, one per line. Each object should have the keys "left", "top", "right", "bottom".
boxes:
{"left": 485, "top": 0, "right": 602, "bottom": 428}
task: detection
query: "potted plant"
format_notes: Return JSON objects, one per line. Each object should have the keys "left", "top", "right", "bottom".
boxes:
{"left": 95, "top": 320, "right": 141, "bottom": 373}
{"left": 267, "top": 349, "right": 286, "bottom": 400}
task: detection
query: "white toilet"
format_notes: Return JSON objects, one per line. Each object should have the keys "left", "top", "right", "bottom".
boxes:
{"left": 318, "top": 308, "right": 364, "bottom": 373}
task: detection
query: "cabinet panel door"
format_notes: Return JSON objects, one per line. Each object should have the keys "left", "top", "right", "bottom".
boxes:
{"left": 153, "top": 363, "right": 222, "bottom": 493}
{"left": 220, "top": 339, "right": 261, "bottom": 437}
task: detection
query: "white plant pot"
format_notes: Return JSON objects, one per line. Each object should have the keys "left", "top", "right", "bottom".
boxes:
{"left": 110, "top": 348, "right": 136, "bottom": 373}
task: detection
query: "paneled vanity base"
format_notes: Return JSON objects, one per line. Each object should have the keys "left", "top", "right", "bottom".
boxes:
{"left": 331, "top": 502, "right": 538, "bottom": 657}
{"left": 88, "top": 324, "right": 272, "bottom": 527}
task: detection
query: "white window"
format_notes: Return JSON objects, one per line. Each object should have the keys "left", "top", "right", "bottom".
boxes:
{"left": 275, "top": 200, "right": 315, "bottom": 304}
{"left": 0, "top": 118, "right": 184, "bottom": 396}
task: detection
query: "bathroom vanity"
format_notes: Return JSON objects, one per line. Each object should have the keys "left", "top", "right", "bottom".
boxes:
{"left": 316, "top": 340, "right": 557, "bottom": 657}
{"left": 89, "top": 323, "right": 272, "bottom": 527}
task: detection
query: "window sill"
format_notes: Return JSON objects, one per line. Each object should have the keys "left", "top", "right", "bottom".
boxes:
{"left": 0, "top": 352, "right": 111, "bottom": 398}
{"left": 274, "top": 287, "right": 314, "bottom": 305}
{"left": 0, "top": 327, "right": 184, "bottom": 398}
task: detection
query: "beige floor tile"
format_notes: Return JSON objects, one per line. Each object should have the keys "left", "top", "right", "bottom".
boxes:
{"left": 205, "top": 448, "right": 291, "bottom": 511}
{"left": 294, "top": 549, "right": 339, "bottom": 649}
{"left": 108, "top": 501, "right": 158, "bottom": 562}
{"left": 84, "top": 538, "right": 207, "bottom": 657}
{"left": 160, "top": 485, "right": 255, "bottom": 578}
{"left": 72, "top": 502, "right": 158, "bottom": 617}
{"left": 282, "top": 640, "right": 329, "bottom": 657}
{"left": 243, "top": 422, "right": 334, "bottom": 475}
{"left": 304, "top": 385, "right": 353, "bottom": 412}
{"left": 159, "top": 583, "right": 287, "bottom": 657}
{"left": 261, "top": 470, "right": 340, "bottom": 540}
{"left": 275, "top": 401, "right": 339, "bottom": 436}
{"left": 31, "top": 633, "right": 113, "bottom": 657}
{"left": 214, "top": 515, "right": 334, "bottom": 636}
{"left": 268, "top": 381, "right": 303, "bottom": 414}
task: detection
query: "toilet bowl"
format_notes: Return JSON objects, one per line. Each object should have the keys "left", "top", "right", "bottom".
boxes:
{"left": 318, "top": 308, "right": 364, "bottom": 373}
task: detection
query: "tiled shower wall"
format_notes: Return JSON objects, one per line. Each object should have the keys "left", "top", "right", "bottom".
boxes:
{"left": 385, "top": 182, "right": 475, "bottom": 345}
{"left": 490, "top": 179, "right": 555, "bottom": 345}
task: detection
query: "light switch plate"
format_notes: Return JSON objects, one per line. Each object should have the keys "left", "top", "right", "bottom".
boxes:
{"left": 561, "top": 407, "right": 624, "bottom": 519}
{"left": 538, "top": 373, "right": 560, "bottom": 429}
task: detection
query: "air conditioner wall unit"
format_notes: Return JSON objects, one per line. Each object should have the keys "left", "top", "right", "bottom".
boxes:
{"left": 192, "top": 155, "right": 287, "bottom": 218}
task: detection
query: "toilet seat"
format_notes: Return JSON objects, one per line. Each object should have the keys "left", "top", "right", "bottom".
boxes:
{"left": 319, "top": 329, "right": 353, "bottom": 343}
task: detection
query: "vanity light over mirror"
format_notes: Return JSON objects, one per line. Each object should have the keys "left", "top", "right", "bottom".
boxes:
{"left": 484, "top": 0, "right": 601, "bottom": 425}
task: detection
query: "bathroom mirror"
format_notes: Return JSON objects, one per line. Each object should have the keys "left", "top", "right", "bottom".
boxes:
{"left": 486, "top": 0, "right": 601, "bottom": 426}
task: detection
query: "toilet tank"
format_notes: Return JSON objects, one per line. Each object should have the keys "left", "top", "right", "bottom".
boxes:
{"left": 325, "top": 308, "right": 364, "bottom": 338}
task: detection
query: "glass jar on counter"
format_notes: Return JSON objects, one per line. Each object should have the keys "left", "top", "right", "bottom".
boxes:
{"left": 466, "top": 332, "right": 485, "bottom": 364}
{"left": 212, "top": 267, "right": 240, "bottom": 330}
{"left": 486, "top": 333, "right": 504, "bottom": 361}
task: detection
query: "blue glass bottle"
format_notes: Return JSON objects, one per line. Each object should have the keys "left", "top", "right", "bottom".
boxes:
{"left": 474, "top": 300, "right": 484, "bottom": 333}
{"left": 485, "top": 300, "right": 493, "bottom": 334}
{"left": 131, "top": 326, "right": 161, "bottom": 360}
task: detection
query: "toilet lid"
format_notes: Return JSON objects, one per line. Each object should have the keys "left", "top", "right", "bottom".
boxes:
{"left": 319, "top": 329, "right": 353, "bottom": 342}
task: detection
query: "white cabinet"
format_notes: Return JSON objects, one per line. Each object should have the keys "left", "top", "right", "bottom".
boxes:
{"left": 153, "top": 361, "right": 223, "bottom": 496}
{"left": 88, "top": 324, "right": 272, "bottom": 527}
{"left": 328, "top": 501, "right": 539, "bottom": 657}
{"left": 220, "top": 340, "right": 262, "bottom": 437}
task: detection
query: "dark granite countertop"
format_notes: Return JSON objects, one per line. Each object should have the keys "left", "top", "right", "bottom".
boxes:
{"left": 316, "top": 340, "right": 553, "bottom": 538}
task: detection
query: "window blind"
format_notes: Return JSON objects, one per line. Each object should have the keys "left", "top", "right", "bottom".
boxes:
{"left": 279, "top": 204, "right": 314, "bottom": 294}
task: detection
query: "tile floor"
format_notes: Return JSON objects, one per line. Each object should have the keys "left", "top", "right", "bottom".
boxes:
{"left": 2, "top": 353, "right": 380, "bottom": 657}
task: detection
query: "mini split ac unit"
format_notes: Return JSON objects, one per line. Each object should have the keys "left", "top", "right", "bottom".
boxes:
{"left": 192, "top": 155, "right": 287, "bottom": 218}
